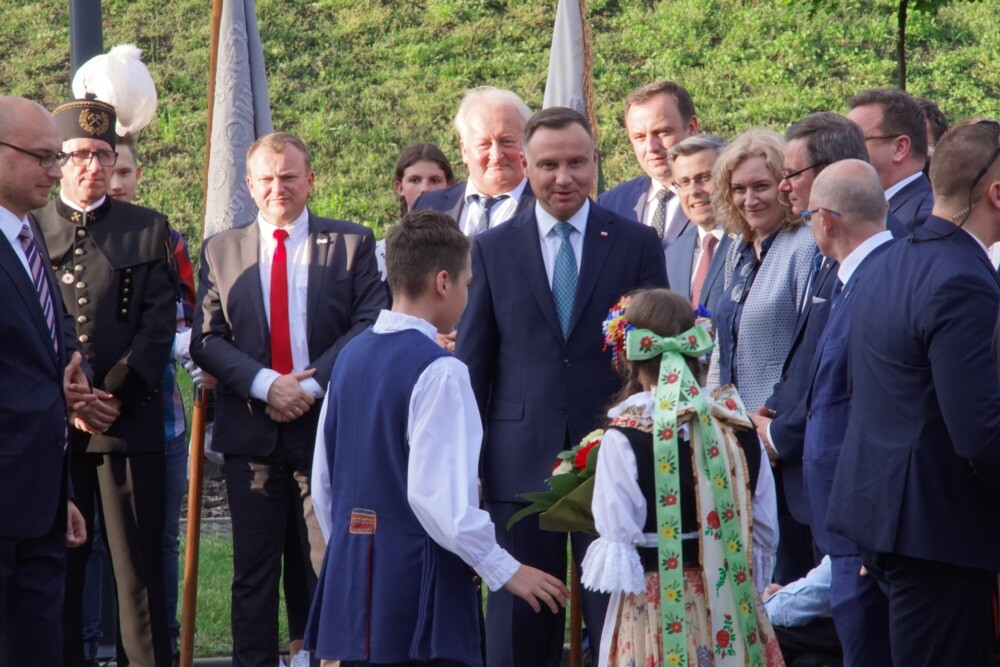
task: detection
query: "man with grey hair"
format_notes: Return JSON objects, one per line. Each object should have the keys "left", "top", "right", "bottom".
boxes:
{"left": 664, "top": 134, "right": 730, "bottom": 313}
{"left": 412, "top": 86, "right": 535, "bottom": 235}
{"left": 799, "top": 159, "right": 894, "bottom": 666}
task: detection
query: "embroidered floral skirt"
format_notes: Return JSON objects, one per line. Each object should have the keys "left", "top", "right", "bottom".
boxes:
{"left": 607, "top": 569, "right": 786, "bottom": 667}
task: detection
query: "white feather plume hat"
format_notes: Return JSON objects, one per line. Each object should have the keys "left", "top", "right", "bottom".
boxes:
{"left": 72, "top": 43, "right": 157, "bottom": 136}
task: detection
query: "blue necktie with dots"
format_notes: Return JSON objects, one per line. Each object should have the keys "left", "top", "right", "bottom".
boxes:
{"left": 552, "top": 221, "right": 578, "bottom": 338}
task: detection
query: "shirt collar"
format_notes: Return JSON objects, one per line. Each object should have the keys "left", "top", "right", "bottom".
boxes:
{"left": 60, "top": 191, "right": 106, "bottom": 212}
{"left": 0, "top": 205, "right": 28, "bottom": 246}
{"left": 884, "top": 171, "right": 923, "bottom": 201}
{"left": 374, "top": 309, "right": 438, "bottom": 341}
{"left": 464, "top": 177, "right": 528, "bottom": 205}
{"left": 837, "top": 230, "right": 894, "bottom": 285}
{"left": 696, "top": 225, "right": 724, "bottom": 246}
{"left": 535, "top": 199, "right": 590, "bottom": 239}
{"left": 258, "top": 207, "right": 310, "bottom": 245}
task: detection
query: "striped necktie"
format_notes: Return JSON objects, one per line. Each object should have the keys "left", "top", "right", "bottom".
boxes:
{"left": 18, "top": 223, "right": 58, "bottom": 353}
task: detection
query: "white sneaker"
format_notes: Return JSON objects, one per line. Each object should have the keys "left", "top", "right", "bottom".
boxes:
{"left": 289, "top": 650, "right": 311, "bottom": 667}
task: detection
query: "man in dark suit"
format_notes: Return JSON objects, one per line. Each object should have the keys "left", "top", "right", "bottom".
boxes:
{"left": 800, "top": 160, "right": 893, "bottom": 666}
{"left": 34, "top": 98, "right": 177, "bottom": 667}
{"left": 192, "top": 131, "right": 386, "bottom": 667}
{"left": 751, "top": 112, "right": 899, "bottom": 584}
{"left": 597, "top": 81, "right": 699, "bottom": 247}
{"left": 0, "top": 95, "right": 89, "bottom": 665}
{"left": 663, "top": 134, "right": 729, "bottom": 314}
{"left": 826, "top": 120, "right": 1000, "bottom": 666}
{"left": 456, "top": 107, "right": 667, "bottom": 666}
{"left": 848, "top": 88, "right": 934, "bottom": 229}
{"left": 412, "top": 86, "right": 535, "bottom": 234}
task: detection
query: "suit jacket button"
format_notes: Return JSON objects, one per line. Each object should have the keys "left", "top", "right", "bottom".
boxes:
{"left": 79, "top": 334, "right": 89, "bottom": 343}
{"left": 558, "top": 407, "right": 567, "bottom": 415}
{"left": 562, "top": 359, "right": 570, "bottom": 368}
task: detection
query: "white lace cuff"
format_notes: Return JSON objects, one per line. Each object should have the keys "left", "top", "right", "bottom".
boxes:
{"left": 581, "top": 538, "right": 645, "bottom": 595}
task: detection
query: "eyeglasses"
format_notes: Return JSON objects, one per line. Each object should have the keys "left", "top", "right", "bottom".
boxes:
{"left": 728, "top": 258, "right": 759, "bottom": 304}
{"left": 780, "top": 163, "right": 827, "bottom": 183}
{"left": 800, "top": 208, "right": 842, "bottom": 225}
{"left": 0, "top": 141, "right": 66, "bottom": 168}
{"left": 673, "top": 171, "right": 713, "bottom": 191}
{"left": 59, "top": 150, "right": 119, "bottom": 167}
{"left": 863, "top": 134, "right": 899, "bottom": 143}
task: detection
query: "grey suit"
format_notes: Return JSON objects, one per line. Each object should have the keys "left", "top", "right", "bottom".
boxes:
{"left": 191, "top": 211, "right": 386, "bottom": 667}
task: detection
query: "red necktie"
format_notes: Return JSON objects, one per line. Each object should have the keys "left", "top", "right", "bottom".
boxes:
{"left": 690, "top": 234, "right": 719, "bottom": 308}
{"left": 270, "top": 228, "right": 293, "bottom": 374}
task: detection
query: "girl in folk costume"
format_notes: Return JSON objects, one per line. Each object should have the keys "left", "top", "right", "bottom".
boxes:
{"left": 582, "top": 289, "right": 785, "bottom": 667}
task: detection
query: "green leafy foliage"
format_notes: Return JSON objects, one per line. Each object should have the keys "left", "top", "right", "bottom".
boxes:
{"left": 1, "top": 0, "right": 996, "bottom": 260}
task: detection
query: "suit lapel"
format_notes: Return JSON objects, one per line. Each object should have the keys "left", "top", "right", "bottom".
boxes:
{"left": 306, "top": 214, "right": 334, "bottom": 339}
{"left": 239, "top": 224, "right": 269, "bottom": 337}
{"left": 0, "top": 230, "right": 58, "bottom": 368}
{"left": 630, "top": 179, "right": 646, "bottom": 222}
{"left": 703, "top": 234, "right": 729, "bottom": 301}
{"left": 513, "top": 214, "right": 564, "bottom": 342}
{"left": 567, "top": 205, "right": 614, "bottom": 337}
{"left": 668, "top": 230, "right": 696, "bottom": 299}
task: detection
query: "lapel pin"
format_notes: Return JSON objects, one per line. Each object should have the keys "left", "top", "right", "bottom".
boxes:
{"left": 316, "top": 236, "right": 329, "bottom": 245}
{"left": 600, "top": 231, "right": 608, "bottom": 237}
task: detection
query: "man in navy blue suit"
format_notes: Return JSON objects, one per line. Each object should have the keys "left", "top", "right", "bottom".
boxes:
{"left": 751, "top": 112, "right": 883, "bottom": 584}
{"left": 848, "top": 88, "right": 933, "bottom": 229}
{"left": 456, "top": 107, "right": 667, "bottom": 666}
{"left": 827, "top": 120, "right": 1000, "bottom": 666}
{"left": 412, "top": 86, "right": 535, "bottom": 234}
{"left": 597, "top": 81, "right": 699, "bottom": 247}
{"left": 0, "top": 95, "right": 88, "bottom": 663}
{"left": 800, "top": 160, "right": 894, "bottom": 666}
{"left": 663, "top": 134, "right": 729, "bottom": 314}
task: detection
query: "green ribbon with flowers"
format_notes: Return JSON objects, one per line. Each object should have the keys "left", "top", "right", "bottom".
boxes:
{"left": 625, "top": 324, "right": 763, "bottom": 667}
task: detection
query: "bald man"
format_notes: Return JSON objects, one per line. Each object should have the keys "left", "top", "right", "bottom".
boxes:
{"left": 799, "top": 160, "right": 893, "bottom": 666}
{"left": 0, "top": 95, "right": 89, "bottom": 663}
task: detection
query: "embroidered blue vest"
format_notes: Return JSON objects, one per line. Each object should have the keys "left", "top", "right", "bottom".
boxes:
{"left": 304, "top": 327, "right": 482, "bottom": 665}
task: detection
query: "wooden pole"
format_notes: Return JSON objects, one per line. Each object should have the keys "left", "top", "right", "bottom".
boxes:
{"left": 179, "top": 388, "right": 209, "bottom": 667}
{"left": 569, "top": 559, "right": 583, "bottom": 667}
{"left": 179, "top": 1, "right": 223, "bottom": 664}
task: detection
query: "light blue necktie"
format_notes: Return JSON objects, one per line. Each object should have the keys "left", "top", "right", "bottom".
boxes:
{"left": 552, "top": 221, "right": 578, "bottom": 337}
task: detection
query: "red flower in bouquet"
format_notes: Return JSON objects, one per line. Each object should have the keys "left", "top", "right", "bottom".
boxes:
{"left": 574, "top": 440, "right": 599, "bottom": 471}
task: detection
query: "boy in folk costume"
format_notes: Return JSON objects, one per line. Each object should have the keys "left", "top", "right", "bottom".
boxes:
{"left": 305, "top": 210, "right": 568, "bottom": 666}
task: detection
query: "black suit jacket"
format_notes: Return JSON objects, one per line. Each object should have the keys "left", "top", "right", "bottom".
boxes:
{"left": 0, "top": 215, "right": 75, "bottom": 538}
{"left": 191, "top": 212, "right": 387, "bottom": 458}
{"left": 455, "top": 201, "right": 668, "bottom": 501}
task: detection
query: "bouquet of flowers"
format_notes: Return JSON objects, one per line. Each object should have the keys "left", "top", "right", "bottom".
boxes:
{"left": 507, "top": 429, "right": 604, "bottom": 534}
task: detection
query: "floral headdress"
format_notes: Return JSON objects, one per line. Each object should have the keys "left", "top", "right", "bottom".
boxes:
{"left": 602, "top": 295, "right": 635, "bottom": 370}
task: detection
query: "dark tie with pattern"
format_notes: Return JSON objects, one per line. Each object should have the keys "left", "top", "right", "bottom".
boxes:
{"left": 18, "top": 223, "right": 58, "bottom": 353}
{"left": 270, "top": 228, "right": 293, "bottom": 374}
{"left": 474, "top": 194, "right": 509, "bottom": 234}
{"left": 650, "top": 189, "right": 673, "bottom": 239}
{"left": 690, "top": 234, "right": 719, "bottom": 308}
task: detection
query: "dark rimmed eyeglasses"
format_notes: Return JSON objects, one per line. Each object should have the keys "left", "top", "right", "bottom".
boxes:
{"left": 863, "top": 134, "right": 900, "bottom": 143}
{"left": 673, "top": 171, "right": 713, "bottom": 191}
{"left": 0, "top": 141, "right": 65, "bottom": 168}
{"left": 59, "top": 150, "right": 119, "bottom": 167}
{"left": 800, "top": 208, "right": 842, "bottom": 225}
{"left": 780, "top": 163, "right": 828, "bottom": 183}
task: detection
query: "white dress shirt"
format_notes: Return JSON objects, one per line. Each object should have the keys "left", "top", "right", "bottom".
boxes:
{"left": 641, "top": 180, "right": 683, "bottom": 233}
{"left": 764, "top": 556, "right": 833, "bottom": 627}
{"left": 0, "top": 205, "right": 33, "bottom": 277}
{"left": 249, "top": 207, "right": 324, "bottom": 400}
{"left": 535, "top": 199, "right": 588, "bottom": 286}
{"left": 311, "top": 310, "right": 521, "bottom": 591}
{"left": 458, "top": 178, "right": 528, "bottom": 235}
{"left": 883, "top": 170, "right": 923, "bottom": 201}
{"left": 60, "top": 191, "right": 106, "bottom": 214}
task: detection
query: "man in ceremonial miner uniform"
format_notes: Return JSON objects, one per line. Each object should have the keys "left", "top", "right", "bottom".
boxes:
{"left": 34, "top": 97, "right": 176, "bottom": 667}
